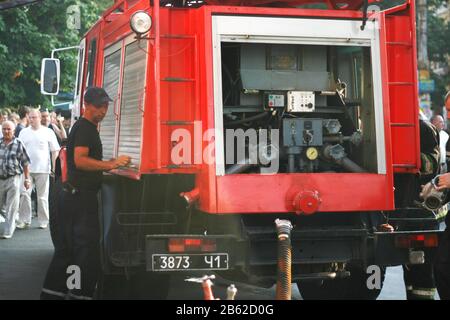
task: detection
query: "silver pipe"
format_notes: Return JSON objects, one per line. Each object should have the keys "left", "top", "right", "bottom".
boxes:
{"left": 225, "top": 162, "right": 254, "bottom": 174}
{"left": 336, "top": 157, "right": 367, "bottom": 173}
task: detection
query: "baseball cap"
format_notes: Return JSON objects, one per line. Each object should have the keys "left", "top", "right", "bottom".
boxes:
{"left": 84, "top": 87, "right": 112, "bottom": 107}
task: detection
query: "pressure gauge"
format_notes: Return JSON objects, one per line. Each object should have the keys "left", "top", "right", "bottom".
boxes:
{"left": 306, "top": 147, "right": 319, "bottom": 161}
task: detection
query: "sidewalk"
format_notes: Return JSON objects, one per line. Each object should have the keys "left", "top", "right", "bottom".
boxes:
{"left": 0, "top": 219, "right": 53, "bottom": 300}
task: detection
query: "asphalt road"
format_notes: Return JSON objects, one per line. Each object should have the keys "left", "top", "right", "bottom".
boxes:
{"left": 0, "top": 218, "right": 435, "bottom": 300}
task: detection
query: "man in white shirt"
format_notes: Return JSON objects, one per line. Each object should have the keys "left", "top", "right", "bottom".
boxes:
{"left": 17, "top": 109, "right": 60, "bottom": 229}
{"left": 431, "top": 114, "right": 449, "bottom": 173}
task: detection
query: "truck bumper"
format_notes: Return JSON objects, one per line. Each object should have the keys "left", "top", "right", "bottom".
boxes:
{"left": 145, "top": 228, "right": 444, "bottom": 281}
{"left": 373, "top": 230, "right": 443, "bottom": 266}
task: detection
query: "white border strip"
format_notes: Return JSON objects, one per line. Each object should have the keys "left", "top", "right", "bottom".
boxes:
{"left": 212, "top": 16, "right": 226, "bottom": 174}
{"left": 370, "top": 20, "right": 387, "bottom": 174}
{"left": 212, "top": 15, "right": 386, "bottom": 175}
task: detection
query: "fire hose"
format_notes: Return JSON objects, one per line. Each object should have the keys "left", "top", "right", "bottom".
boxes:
{"left": 275, "top": 219, "right": 293, "bottom": 300}
{"left": 420, "top": 175, "right": 447, "bottom": 211}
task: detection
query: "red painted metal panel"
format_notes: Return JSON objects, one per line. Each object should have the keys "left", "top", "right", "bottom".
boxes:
{"left": 196, "top": 7, "right": 219, "bottom": 213}
{"left": 140, "top": 34, "right": 157, "bottom": 172}
{"left": 390, "top": 127, "right": 417, "bottom": 168}
{"left": 195, "top": 6, "right": 395, "bottom": 213}
{"left": 389, "top": 85, "right": 416, "bottom": 124}
{"left": 387, "top": 46, "right": 414, "bottom": 82}
{"left": 203, "top": 0, "right": 369, "bottom": 9}
{"left": 378, "top": 13, "right": 395, "bottom": 201}
{"left": 385, "top": 0, "right": 420, "bottom": 173}
{"left": 204, "top": 4, "right": 365, "bottom": 19}
{"left": 213, "top": 174, "right": 394, "bottom": 213}
{"left": 157, "top": 9, "right": 202, "bottom": 173}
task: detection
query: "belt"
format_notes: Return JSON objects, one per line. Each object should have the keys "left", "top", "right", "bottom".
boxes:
{"left": 62, "top": 182, "right": 79, "bottom": 195}
{"left": 63, "top": 183, "right": 99, "bottom": 195}
{"left": 65, "top": 179, "right": 100, "bottom": 192}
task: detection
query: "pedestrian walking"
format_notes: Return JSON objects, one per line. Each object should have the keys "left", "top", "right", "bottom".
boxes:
{"left": 17, "top": 109, "right": 60, "bottom": 229}
{"left": 0, "top": 121, "right": 31, "bottom": 239}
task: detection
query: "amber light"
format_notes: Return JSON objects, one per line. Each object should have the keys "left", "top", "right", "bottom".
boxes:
{"left": 395, "top": 234, "right": 439, "bottom": 248}
{"left": 168, "top": 238, "right": 217, "bottom": 253}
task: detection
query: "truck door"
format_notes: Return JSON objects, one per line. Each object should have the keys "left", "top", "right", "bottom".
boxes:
{"left": 101, "top": 41, "right": 122, "bottom": 163}
{"left": 100, "top": 35, "right": 148, "bottom": 173}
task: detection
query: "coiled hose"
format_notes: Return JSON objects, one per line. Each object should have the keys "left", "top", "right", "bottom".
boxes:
{"left": 275, "top": 219, "right": 293, "bottom": 300}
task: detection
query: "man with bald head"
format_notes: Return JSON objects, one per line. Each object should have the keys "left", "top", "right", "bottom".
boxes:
{"left": 17, "top": 109, "right": 60, "bottom": 229}
{"left": 0, "top": 121, "right": 31, "bottom": 239}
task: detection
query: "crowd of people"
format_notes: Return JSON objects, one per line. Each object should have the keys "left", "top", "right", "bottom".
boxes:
{"left": 0, "top": 106, "right": 69, "bottom": 239}
{"left": 0, "top": 91, "right": 130, "bottom": 300}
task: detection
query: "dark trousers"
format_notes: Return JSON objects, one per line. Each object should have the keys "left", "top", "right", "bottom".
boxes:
{"left": 434, "top": 228, "right": 450, "bottom": 300}
{"left": 403, "top": 263, "right": 435, "bottom": 300}
{"left": 41, "top": 188, "right": 100, "bottom": 300}
{"left": 48, "top": 177, "right": 59, "bottom": 247}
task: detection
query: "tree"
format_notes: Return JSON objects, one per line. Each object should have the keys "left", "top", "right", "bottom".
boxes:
{"left": 417, "top": 0, "right": 429, "bottom": 69}
{"left": 428, "top": 0, "right": 450, "bottom": 108}
{"left": 0, "top": 0, "right": 113, "bottom": 109}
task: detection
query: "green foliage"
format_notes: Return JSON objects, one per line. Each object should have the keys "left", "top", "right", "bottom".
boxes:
{"left": 0, "top": 0, "right": 113, "bottom": 109}
{"left": 0, "top": 0, "right": 448, "bottom": 110}
{"left": 428, "top": 0, "right": 450, "bottom": 108}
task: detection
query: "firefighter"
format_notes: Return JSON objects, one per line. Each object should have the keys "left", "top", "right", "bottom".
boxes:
{"left": 402, "top": 117, "right": 440, "bottom": 300}
{"left": 432, "top": 170, "right": 450, "bottom": 300}
{"left": 387, "top": 115, "right": 440, "bottom": 299}
{"left": 429, "top": 91, "right": 450, "bottom": 300}
{"left": 40, "top": 87, "right": 131, "bottom": 300}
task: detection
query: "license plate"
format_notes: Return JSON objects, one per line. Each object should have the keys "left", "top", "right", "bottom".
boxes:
{"left": 152, "top": 253, "right": 229, "bottom": 271}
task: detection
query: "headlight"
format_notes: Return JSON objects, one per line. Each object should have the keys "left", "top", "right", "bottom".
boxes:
{"left": 130, "top": 11, "right": 152, "bottom": 35}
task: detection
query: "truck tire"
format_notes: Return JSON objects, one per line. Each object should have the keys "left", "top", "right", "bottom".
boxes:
{"left": 297, "top": 265, "right": 385, "bottom": 300}
{"left": 130, "top": 272, "right": 171, "bottom": 300}
{"left": 97, "top": 272, "right": 170, "bottom": 300}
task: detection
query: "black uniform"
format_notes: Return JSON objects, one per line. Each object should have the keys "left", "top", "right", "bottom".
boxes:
{"left": 419, "top": 120, "right": 440, "bottom": 178}
{"left": 401, "top": 120, "right": 440, "bottom": 300}
{"left": 446, "top": 130, "right": 450, "bottom": 171}
{"left": 434, "top": 215, "right": 450, "bottom": 300}
{"left": 41, "top": 118, "right": 103, "bottom": 300}
{"left": 434, "top": 128, "right": 450, "bottom": 300}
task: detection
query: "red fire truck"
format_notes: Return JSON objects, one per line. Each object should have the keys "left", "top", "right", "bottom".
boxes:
{"left": 41, "top": 0, "right": 444, "bottom": 299}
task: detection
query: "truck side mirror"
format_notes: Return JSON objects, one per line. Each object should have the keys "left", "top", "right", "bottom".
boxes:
{"left": 40, "top": 58, "right": 60, "bottom": 95}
